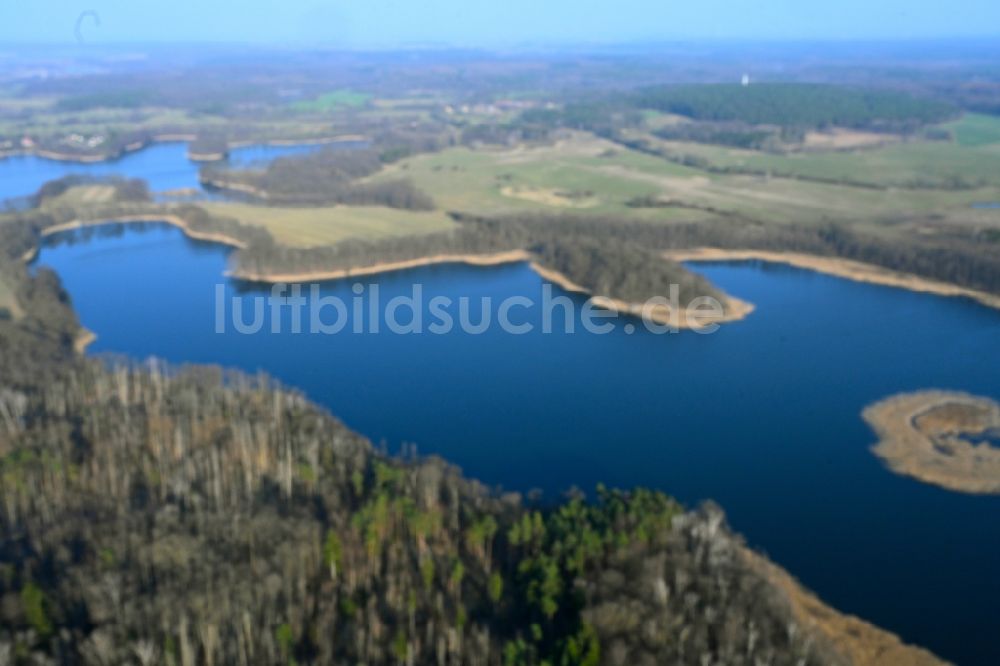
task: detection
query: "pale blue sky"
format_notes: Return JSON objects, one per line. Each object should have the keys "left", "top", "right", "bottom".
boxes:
{"left": 3, "top": 0, "right": 999, "bottom": 46}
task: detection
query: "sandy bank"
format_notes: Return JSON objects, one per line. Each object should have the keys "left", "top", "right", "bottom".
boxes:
{"left": 231, "top": 250, "right": 752, "bottom": 330}
{"left": 27, "top": 137, "right": 159, "bottom": 163}
{"left": 188, "top": 151, "right": 228, "bottom": 162}
{"left": 2, "top": 134, "right": 367, "bottom": 165}
{"left": 741, "top": 546, "right": 947, "bottom": 666}
{"left": 231, "top": 250, "right": 533, "bottom": 283}
{"left": 666, "top": 248, "right": 1000, "bottom": 311}
{"left": 74, "top": 328, "right": 97, "bottom": 355}
{"left": 40, "top": 215, "right": 248, "bottom": 250}
{"left": 863, "top": 390, "right": 1000, "bottom": 495}
{"left": 161, "top": 187, "right": 202, "bottom": 198}
{"left": 33, "top": 149, "right": 125, "bottom": 163}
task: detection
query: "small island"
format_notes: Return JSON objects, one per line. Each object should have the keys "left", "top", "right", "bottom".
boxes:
{"left": 864, "top": 390, "right": 1000, "bottom": 494}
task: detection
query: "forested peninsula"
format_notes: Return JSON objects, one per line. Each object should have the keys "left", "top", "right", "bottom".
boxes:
{"left": 21, "top": 182, "right": 1000, "bottom": 331}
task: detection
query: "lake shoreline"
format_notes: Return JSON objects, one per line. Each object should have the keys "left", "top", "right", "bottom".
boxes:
{"left": 40, "top": 215, "right": 249, "bottom": 250}
{"left": 34, "top": 220, "right": 751, "bottom": 334}
{"left": 188, "top": 151, "right": 228, "bottom": 162}
{"left": 230, "top": 251, "right": 753, "bottom": 330}
{"left": 230, "top": 250, "right": 534, "bottom": 283}
{"left": 32, "top": 221, "right": 999, "bottom": 332}
{"left": 1, "top": 134, "right": 368, "bottom": 165}
{"left": 666, "top": 248, "right": 1000, "bottom": 311}
{"left": 74, "top": 328, "right": 97, "bottom": 355}
{"left": 527, "top": 261, "right": 755, "bottom": 329}
{"left": 740, "top": 546, "right": 945, "bottom": 666}
{"left": 864, "top": 390, "right": 1000, "bottom": 495}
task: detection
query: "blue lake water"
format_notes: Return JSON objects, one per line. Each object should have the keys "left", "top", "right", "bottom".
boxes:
{"left": 36, "top": 223, "right": 1000, "bottom": 666}
{"left": 0, "top": 141, "right": 334, "bottom": 203}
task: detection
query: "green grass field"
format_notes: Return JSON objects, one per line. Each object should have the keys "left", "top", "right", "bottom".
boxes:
{"left": 369, "top": 132, "right": 1000, "bottom": 226}
{"left": 201, "top": 202, "right": 456, "bottom": 247}
{"left": 370, "top": 135, "right": 724, "bottom": 221}
{"left": 0, "top": 103, "right": 223, "bottom": 139}
{"left": 0, "top": 92, "right": 351, "bottom": 144}
{"left": 945, "top": 113, "right": 1000, "bottom": 147}
{"left": 291, "top": 90, "right": 372, "bottom": 113}
{"left": 623, "top": 127, "right": 1000, "bottom": 189}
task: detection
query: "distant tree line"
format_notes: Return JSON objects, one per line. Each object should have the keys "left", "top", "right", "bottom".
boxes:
{"left": 652, "top": 122, "right": 799, "bottom": 151}
{"left": 31, "top": 175, "right": 151, "bottom": 208}
{"left": 9, "top": 194, "right": 1000, "bottom": 321}
{"left": 202, "top": 146, "right": 437, "bottom": 210}
{"left": 54, "top": 90, "right": 154, "bottom": 112}
{"left": 530, "top": 237, "right": 724, "bottom": 306}
{"left": 519, "top": 84, "right": 956, "bottom": 139}
{"left": 611, "top": 133, "right": 985, "bottom": 191}
{"left": 520, "top": 103, "right": 643, "bottom": 137}
{"left": 634, "top": 84, "right": 956, "bottom": 132}
{"left": 226, "top": 208, "right": 1000, "bottom": 299}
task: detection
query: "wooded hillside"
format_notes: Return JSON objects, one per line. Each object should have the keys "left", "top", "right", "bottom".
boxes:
{"left": 0, "top": 208, "right": 942, "bottom": 666}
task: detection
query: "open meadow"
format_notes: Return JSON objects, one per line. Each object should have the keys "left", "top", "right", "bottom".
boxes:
{"left": 200, "top": 201, "right": 456, "bottom": 247}
{"left": 371, "top": 130, "right": 1000, "bottom": 230}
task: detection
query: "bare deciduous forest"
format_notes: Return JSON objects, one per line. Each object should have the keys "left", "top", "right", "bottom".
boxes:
{"left": 0, "top": 222, "right": 867, "bottom": 665}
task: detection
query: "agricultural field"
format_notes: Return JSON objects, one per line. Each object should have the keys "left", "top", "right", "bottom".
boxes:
{"left": 39, "top": 185, "right": 118, "bottom": 208}
{"left": 0, "top": 99, "right": 218, "bottom": 139}
{"left": 945, "top": 113, "right": 1000, "bottom": 147}
{"left": 0, "top": 89, "right": 361, "bottom": 147}
{"left": 621, "top": 113, "right": 1000, "bottom": 189}
{"left": 200, "top": 201, "right": 456, "bottom": 247}
{"left": 373, "top": 131, "right": 1000, "bottom": 226}
{"left": 371, "top": 134, "right": 716, "bottom": 220}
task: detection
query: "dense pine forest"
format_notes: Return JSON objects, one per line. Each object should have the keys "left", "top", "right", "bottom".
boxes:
{"left": 632, "top": 84, "right": 955, "bottom": 131}
{"left": 519, "top": 83, "right": 955, "bottom": 139}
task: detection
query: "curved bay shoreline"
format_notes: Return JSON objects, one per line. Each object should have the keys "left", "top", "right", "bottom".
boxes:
{"left": 667, "top": 248, "right": 1000, "bottom": 312}
{"left": 526, "top": 260, "right": 755, "bottom": 329}
{"left": 228, "top": 252, "right": 754, "bottom": 330}
{"left": 38, "top": 218, "right": 754, "bottom": 331}
{"left": 741, "top": 547, "right": 944, "bottom": 666}
{"left": 37, "top": 217, "right": 1000, "bottom": 334}
{"left": 40, "top": 215, "right": 249, "bottom": 250}
{"left": 1, "top": 134, "right": 368, "bottom": 165}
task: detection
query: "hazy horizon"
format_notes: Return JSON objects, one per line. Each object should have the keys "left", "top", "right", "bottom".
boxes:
{"left": 3, "top": 0, "right": 1000, "bottom": 47}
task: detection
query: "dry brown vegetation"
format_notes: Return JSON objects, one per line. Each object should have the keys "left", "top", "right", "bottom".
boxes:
{"left": 864, "top": 391, "right": 1000, "bottom": 494}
